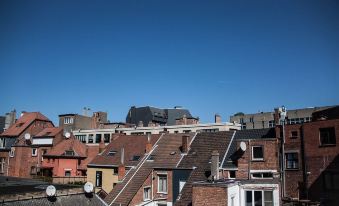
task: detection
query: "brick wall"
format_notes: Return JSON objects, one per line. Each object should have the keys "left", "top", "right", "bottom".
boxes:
{"left": 192, "top": 185, "right": 227, "bottom": 206}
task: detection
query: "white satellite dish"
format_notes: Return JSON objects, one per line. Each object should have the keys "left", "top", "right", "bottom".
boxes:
{"left": 46, "top": 185, "right": 56, "bottom": 197}
{"left": 65, "top": 132, "right": 71, "bottom": 139}
{"left": 84, "top": 182, "right": 94, "bottom": 193}
{"left": 240, "top": 141, "right": 247, "bottom": 151}
{"left": 24, "top": 133, "right": 31, "bottom": 140}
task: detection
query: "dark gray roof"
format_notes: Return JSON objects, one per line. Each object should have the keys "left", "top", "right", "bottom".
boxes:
{"left": 165, "top": 109, "right": 192, "bottom": 125}
{"left": 0, "top": 116, "right": 5, "bottom": 133}
{"left": 0, "top": 193, "right": 106, "bottom": 206}
{"left": 222, "top": 128, "right": 276, "bottom": 169}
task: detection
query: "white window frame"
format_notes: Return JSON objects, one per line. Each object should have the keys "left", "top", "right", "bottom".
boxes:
{"left": 179, "top": 180, "right": 186, "bottom": 192}
{"left": 64, "top": 117, "right": 74, "bottom": 124}
{"left": 245, "top": 190, "right": 274, "bottom": 206}
{"left": 9, "top": 149, "right": 15, "bottom": 157}
{"left": 0, "top": 138, "right": 5, "bottom": 148}
{"left": 143, "top": 186, "right": 151, "bottom": 201}
{"left": 157, "top": 173, "right": 168, "bottom": 194}
{"left": 252, "top": 146, "right": 264, "bottom": 161}
{"left": 0, "top": 157, "right": 5, "bottom": 174}
{"left": 32, "top": 148, "right": 38, "bottom": 157}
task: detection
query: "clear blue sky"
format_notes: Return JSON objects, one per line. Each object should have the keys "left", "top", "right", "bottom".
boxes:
{"left": 1, "top": 0, "right": 338, "bottom": 125}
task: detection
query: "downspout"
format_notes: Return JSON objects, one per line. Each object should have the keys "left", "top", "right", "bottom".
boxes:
{"left": 300, "top": 124, "right": 308, "bottom": 199}
{"left": 7, "top": 155, "right": 9, "bottom": 176}
{"left": 248, "top": 140, "right": 251, "bottom": 179}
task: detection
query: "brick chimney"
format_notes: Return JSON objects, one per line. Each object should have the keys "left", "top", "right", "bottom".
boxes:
{"left": 181, "top": 135, "right": 189, "bottom": 153}
{"left": 215, "top": 114, "right": 221, "bottom": 123}
{"left": 274, "top": 108, "right": 280, "bottom": 126}
{"left": 118, "top": 148, "right": 125, "bottom": 181}
{"left": 145, "top": 134, "right": 152, "bottom": 153}
{"left": 211, "top": 150, "right": 220, "bottom": 181}
{"left": 99, "top": 138, "right": 105, "bottom": 153}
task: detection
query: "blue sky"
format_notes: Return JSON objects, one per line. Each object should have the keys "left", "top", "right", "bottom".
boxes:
{"left": 1, "top": 0, "right": 338, "bottom": 125}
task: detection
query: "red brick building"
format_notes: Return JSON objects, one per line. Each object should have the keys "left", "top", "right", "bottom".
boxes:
{"left": 0, "top": 112, "right": 56, "bottom": 177}
{"left": 277, "top": 107, "right": 339, "bottom": 205}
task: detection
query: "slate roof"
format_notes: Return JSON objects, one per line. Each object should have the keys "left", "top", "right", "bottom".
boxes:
{"left": 0, "top": 112, "right": 52, "bottom": 137}
{"left": 221, "top": 128, "right": 276, "bottom": 169}
{"left": 44, "top": 137, "right": 87, "bottom": 158}
{"left": 89, "top": 134, "right": 161, "bottom": 167}
{"left": 104, "top": 133, "right": 194, "bottom": 206}
{"left": 174, "top": 131, "right": 235, "bottom": 206}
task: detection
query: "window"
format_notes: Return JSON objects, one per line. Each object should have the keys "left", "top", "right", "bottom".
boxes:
{"left": 147, "top": 155, "right": 155, "bottom": 161}
{"left": 305, "top": 117, "right": 311, "bottom": 122}
{"left": 268, "top": 121, "right": 275, "bottom": 128}
{"left": 143, "top": 186, "right": 151, "bottom": 201}
{"left": 96, "top": 171, "right": 102, "bottom": 187}
{"left": 0, "top": 157, "right": 5, "bottom": 174}
{"left": 107, "top": 150, "right": 117, "bottom": 156}
{"left": 0, "top": 138, "right": 5, "bottom": 148}
{"left": 64, "top": 117, "right": 73, "bottom": 124}
{"left": 16, "top": 123, "right": 24, "bottom": 127}
{"left": 76, "top": 135, "right": 86, "bottom": 143}
{"left": 179, "top": 180, "right": 186, "bottom": 192}
{"left": 65, "top": 170, "right": 71, "bottom": 176}
{"left": 229, "top": 171, "right": 236, "bottom": 179}
{"left": 158, "top": 174, "right": 167, "bottom": 193}
{"left": 88, "top": 134, "right": 94, "bottom": 143}
{"left": 113, "top": 167, "right": 118, "bottom": 175}
{"left": 285, "top": 152, "right": 299, "bottom": 169}
{"left": 290, "top": 131, "right": 298, "bottom": 139}
{"left": 320, "top": 127, "right": 336, "bottom": 146}
{"left": 246, "top": 190, "right": 273, "bottom": 206}
{"left": 104, "top": 134, "right": 110, "bottom": 143}
{"left": 95, "top": 134, "right": 102, "bottom": 143}
{"left": 32, "top": 148, "right": 38, "bottom": 157}
{"left": 250, "top": 117, "right": 254, "bottom": 123}
{"left": 131, "top": 155, "right": 141, "bottom": 161}
{"left": 251, "top": 172, "right": 273, "bottom": 179}
{"left": 252, "top": 146, "right": 264, "bottom": 161}
{"left": 323, "top": 172, "right": 339, "bottom": 190}
{"left": 65, "top": 150, "right": 75, "bottom": 156}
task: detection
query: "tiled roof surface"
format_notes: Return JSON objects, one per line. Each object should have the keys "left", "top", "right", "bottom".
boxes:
{"left": 89, "top": 134, "right": 161, "bottom": 167}
{"left": 104, "top": 133, "right": 194, "bottom": 206}
{"left": 34, "top": 127, "right": 62, "bottom": 138}
{"left": 175, "top": 131, "right": 235, "bottom": 206}
{"left": 44, "top": 137, "right": 87, "bottom": 158}
{"left": 79, "top": 145, "right": 100, "bottom": 170}
{"left": 0, "top": 112, "right": 51, "bottom": 137}
{"left": 222, "top": 128, "right": 276, "bottom": 169}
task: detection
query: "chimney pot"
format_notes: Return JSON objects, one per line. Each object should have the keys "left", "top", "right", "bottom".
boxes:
{"left": 145, "top": 134, "right": 152, "bottom": 153}
{"left": 211, "top": 150, "right": 220, "bottom": 181}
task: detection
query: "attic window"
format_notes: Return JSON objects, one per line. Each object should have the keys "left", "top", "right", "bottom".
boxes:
{"left": 147, "top": 155, "right": 155, "bottom": 161}
{"left": 16, "top": 123, "right": 24, "bottom": 127}
{"left": 131, "top": 155, "right": 141, "bottom": 161}
{"left": 65, "top": 150, "right": 75, "bottom": 156}
{"left": 108, "top": 150, "right": 117, "bottom": 156}
{"left": 45, "top": 132, "right": 52, "bottom": 136}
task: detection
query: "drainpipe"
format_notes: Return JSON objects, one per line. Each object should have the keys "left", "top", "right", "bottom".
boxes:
{"left": 300, "top": 124, "right": 308, "bottom": 199}
{"left": 282, "top": 122, "right": 286, "bottom": 198}
{"left": 248, "top": 140, "right": 251, "bottom": 179}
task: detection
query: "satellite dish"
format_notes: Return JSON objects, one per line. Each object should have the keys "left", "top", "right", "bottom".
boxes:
{"left": 65, "top": 132, "right": 71, "bottom": 139}
{"left": 84, "top": 182, "right": 94, "bottom": 193}
{"left": 46, "top": 185, "right": 56, "bottom": 197}
{"left": 24, "top": 133, "right": 31, "bottom": 140}
{"left": 240, "top": 141, "right": 247, "bottom": 151}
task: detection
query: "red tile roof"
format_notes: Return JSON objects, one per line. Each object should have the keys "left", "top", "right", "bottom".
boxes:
{"left": 0, "top": 112, "right": 52, "bottom": 137}
{"left": 89, "top": 134, "right": 161, "bottom": 167}
{"left": 44, "top": 137, "right": 87, "bottom": 158}
{"left": 34, "top": 127, "right": 62, "bottom": 138}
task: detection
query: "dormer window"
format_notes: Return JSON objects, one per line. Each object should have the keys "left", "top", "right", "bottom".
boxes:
{"left": 107, "top": 150, "right": 117, "bottom": 156}
{"left": 64, "top": 117, "right": 74, "bottom": 124}
{"left": 16, "top": 123, "right": 24, "bottom": 128}
{"left": 147, "top": 155, "right": 155, "bottom": 161}
{"left": 65, "top": 150, "right": 75, "bottom": 156}
{"left": 131, "top": 155, "right": 141, "bottom": 161}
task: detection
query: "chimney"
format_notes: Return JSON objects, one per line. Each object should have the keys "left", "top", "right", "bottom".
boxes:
{"left": 21, "top": 111, "right": 26, "bottom": 117}
{"left": 211, "top": 150, "right": 220, "bottom": 181}
{"left": 215, "top": 114, "right": 221, "bottom": 123}
{"left": 183, "top": 115, "right": 187, "bottom": 125}
{"left": 118, "top": 148, "right": 125, "bottom": 181}
{"left": 138, "top": 121, "right": 143, "bottom": 127}
{"left": 181, "top": 135, "right": 189, "bottom": 153}
{"left": 145, "top": 134, "right": 152, "bottom": 153}
{"left": 99, "top": 138, "right": 105, "bottom": 153}
{"left": 274, "top": 108, "right": 280, "bottom": 126}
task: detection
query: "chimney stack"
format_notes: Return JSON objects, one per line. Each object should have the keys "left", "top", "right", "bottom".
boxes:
{"left": 118, "top": 148, "right": 125, "bottom": 181}
{"left": 215, "top": 114, "right": 221, "bottom": 123}
{"left": 138, "top": 121, "right": 143, "bottom": 127}
{"left": 99, "top": 138, "right": 105, "bottom": 153}
{"left": 211, "top": 150, "right": 220, "bottom": 181}
{"left": 181, "top": 135, "right": 189, "bottom": 153}
{"left": 145, "top": 134, "right": 152, "bottom": 153}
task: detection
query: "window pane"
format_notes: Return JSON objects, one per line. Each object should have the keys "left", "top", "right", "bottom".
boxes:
{"left": 253, "top": 147, "right": 263, "bottom": 159}
{"left": 246, "top": 191, "right": 252, "bottom": 206}
{"left": 254, "top": 191, "right": 262, "bottom": 206}
{"left": 264, "top": 191, "right": 273, "bottom": 206}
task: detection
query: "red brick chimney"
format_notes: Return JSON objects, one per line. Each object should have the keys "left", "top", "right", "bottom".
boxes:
{"left": 118, "top": 148, "right": 125, "bottom": 181}
{"left": 215, "top": 114, "right": 221, "bottom": 123}
{"left": 274, "top": 108, "right": 280, "bottom": 126}
{"left": 145, "top": 134, "right": 152, "bottom": 153}
{"left": 181, "top": 135, "right": 189, "bottom": 153}
{"left": 99, "top": 139, "right": 105, "bottom": 153}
